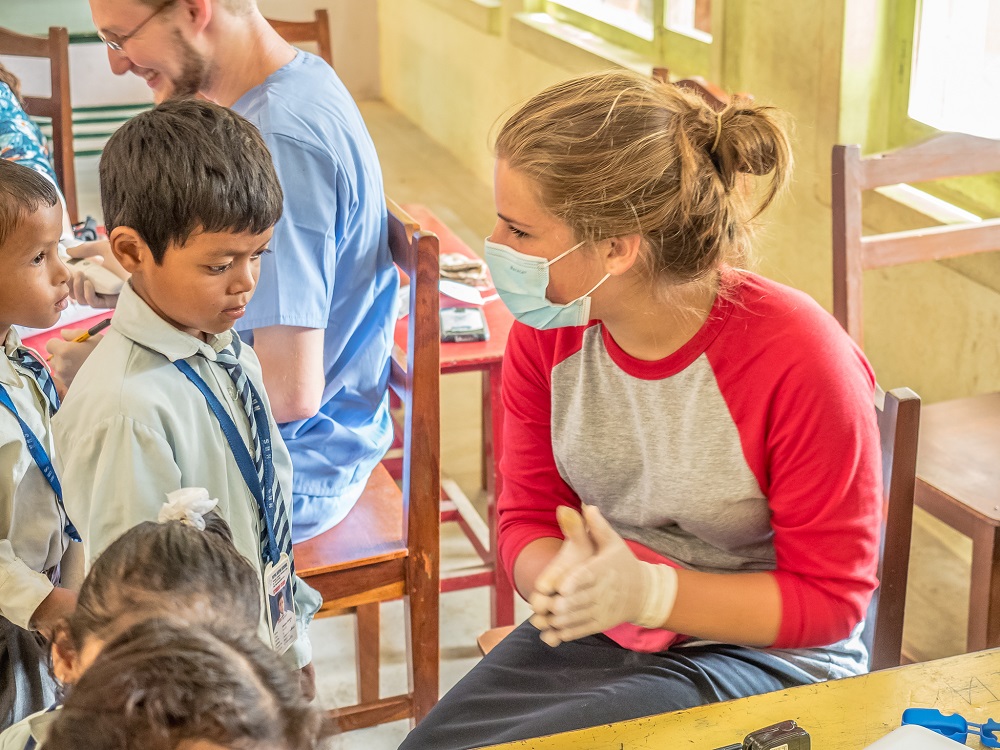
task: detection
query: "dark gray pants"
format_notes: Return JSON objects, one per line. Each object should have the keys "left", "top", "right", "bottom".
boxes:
{"left": 0, "top": 618, "right": 56, "bottom": 731}
{"left": 399, "top": 621, "right": 818, "bottom": 750}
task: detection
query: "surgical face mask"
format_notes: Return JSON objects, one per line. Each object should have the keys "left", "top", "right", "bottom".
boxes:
{"left": 484, "top": 238, "right": 611, "bottom": 330}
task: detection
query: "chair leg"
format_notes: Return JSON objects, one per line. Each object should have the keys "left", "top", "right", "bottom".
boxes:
{"left": 968, "top": 523, "right": 1000, "bottom": 652}
{"left": 355, "top": 603, "right": 380, "bottom": 704}
{"left": 405, "top": 568, "right": 439, "bottom": 724}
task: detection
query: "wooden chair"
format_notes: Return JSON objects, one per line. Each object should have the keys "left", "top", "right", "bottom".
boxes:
{"left": 293, "top": 202, "right": 440, "bottom": 730}
{"left": 832, "top": 134, "right": 1000, "bottom": 653}
{"left": 869, "top": 386, "right": 921, "bottom": 670}
{"left": 0, "top": 25, "right": 77, "bottom": 223}
{"left": 479, "top": 387, "right": 922, "bottom": 665}
{"left": 266, "top": 10, "right": 333, "bottom": 68}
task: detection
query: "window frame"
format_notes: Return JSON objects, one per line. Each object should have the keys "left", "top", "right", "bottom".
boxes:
{"left": 530, "top": 0, "right": 716, "bottom": 77}
{"left": 884, "top": 0, "right": 1000, "bottom": 217}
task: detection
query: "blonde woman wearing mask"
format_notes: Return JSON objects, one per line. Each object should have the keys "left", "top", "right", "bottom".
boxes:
{"left": 400, "top": 70, "right": 882, "bottom": 749}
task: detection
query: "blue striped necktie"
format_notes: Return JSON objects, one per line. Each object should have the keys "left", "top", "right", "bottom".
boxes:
{"left": 10, "top": 348, "right": 60, "bottom": 414}
{"left": 209, "top": 337, "right": 295, "bottom": 574}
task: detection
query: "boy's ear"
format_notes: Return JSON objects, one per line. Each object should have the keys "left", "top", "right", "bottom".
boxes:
{"left": 109, "top": 227, "right": 148, "bottom": 274}
{"left": 51, "top": 626, "right": 81, "bottom": 685}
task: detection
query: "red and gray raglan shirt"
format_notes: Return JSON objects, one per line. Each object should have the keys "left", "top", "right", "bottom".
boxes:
{"left": 497, "top": 270, "right": 883, "bottom": 680}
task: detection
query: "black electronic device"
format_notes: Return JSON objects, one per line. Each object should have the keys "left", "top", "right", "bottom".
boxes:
{"left": 440, "top": 306, "right": 489, "bottom": 343}
{"left": 714, "top": 720, "right": 810, "bottom": 750}
{"left": 744, "top": 720, "right": 810, "bottom": 750}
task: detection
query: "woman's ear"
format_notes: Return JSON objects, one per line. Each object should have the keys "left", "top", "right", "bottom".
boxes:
{"left": 109, "top": 227, "right": 147, "bottom": 275}
{"left": 601, "top": 234, "right": 643, "bottom": 276}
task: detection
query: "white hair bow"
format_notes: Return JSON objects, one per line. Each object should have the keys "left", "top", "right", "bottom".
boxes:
{"left": 158, "top": 487, "right": 219, "bottom": 531}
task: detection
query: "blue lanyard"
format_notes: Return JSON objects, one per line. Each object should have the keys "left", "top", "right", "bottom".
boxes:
{"left": 0, "top": 385, "right": 81, "bottom": 543}
{"left": 172, "top": 360, "right": 280, "bottom": 564}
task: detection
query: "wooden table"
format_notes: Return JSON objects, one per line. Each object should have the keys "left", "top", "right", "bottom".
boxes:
{"left": 485, "top": 649, "right": 1000, "bottom": 749}
{"left": 396, "top": 204, "right": 517, "bottom": 628}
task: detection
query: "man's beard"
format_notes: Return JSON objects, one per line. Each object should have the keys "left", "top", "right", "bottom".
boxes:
{"left": 163, "top": 28, "right": 208, "bottom": 100}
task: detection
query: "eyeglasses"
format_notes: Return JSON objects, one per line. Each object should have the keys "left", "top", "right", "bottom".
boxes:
{"left": 98, "top": 0, "right": 177, "bottom": 52}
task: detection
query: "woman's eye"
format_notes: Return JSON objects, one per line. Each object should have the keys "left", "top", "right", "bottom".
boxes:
{"left": 509, "top": 225, "right": 529, "bottom": 239}
{"left": 208, "top": 264, "right": 230, "bottom": 273}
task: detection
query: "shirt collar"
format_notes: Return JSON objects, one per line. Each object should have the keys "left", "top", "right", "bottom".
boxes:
{"left": 27, "top": 704, "right": 61, "bottom": 744}
{"left": 112, "top": 281, "right": 233, "bottom": 362}
{"left": 1, "top": 327, "right": 26, "bottom": 387}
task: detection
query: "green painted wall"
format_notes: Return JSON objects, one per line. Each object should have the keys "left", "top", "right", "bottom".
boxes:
{"left": 379, "top": 0, "right": 1000, "bottom": 403}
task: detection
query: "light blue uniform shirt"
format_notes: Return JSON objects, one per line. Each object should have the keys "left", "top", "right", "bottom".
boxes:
{"left": 232, "top": 52, "right": 398, "bottom": 542}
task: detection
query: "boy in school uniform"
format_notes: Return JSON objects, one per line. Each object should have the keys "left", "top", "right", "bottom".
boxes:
{"left": 52, "top": 99, "right": 321, "bottom": 690}
{"left": 0, "top": 160, "right": 83, "bottom": 728}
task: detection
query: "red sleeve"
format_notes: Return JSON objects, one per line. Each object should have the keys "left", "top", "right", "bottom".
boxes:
{"left": 711, "top": 284, "right": 882, "bottom": 649}
{"left": 766, "top": 352, "right": 881, "bottom": 648}
{"left": 496, "top": 322, "right": 586, "bottom": 581}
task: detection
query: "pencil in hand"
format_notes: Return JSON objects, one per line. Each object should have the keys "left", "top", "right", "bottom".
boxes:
{"left": 45, "top": 318, "right": 112, "bottom": 361}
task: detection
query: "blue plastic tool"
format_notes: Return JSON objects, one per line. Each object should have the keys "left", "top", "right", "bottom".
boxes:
{"left": 902, "top": 708, "right": 1000, "bottom": 747}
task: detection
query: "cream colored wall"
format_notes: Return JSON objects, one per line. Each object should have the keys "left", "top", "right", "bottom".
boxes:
{"left": 257, "top": 0, "right": 380, "bottom": 99}
{"left": 379, "top": 0, "right": 1000, "bottom": 403}
{"left": 379, "top": 1, "right": 575, "bottom": 186}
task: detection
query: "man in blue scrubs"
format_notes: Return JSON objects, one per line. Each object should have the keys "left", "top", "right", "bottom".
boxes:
{"left": 55, "top": 0, "right": 398, "bottom": 542}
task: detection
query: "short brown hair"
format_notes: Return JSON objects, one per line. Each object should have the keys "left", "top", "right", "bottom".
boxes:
{"left": 0, "top": 159, "right": 59, "bottom": 250}
{"left": 494, "top": 70, "right": 792, "bottom": 285}
{"left": 45, "top": 619, "right": 323, "bottom": 750}
{"left": 100, "top": 97, "right": 283, "bottom": 263}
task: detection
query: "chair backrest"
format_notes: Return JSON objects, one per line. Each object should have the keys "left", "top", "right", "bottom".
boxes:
{"left": 868, "top": 385, "right": 921, "bottom": 671}
{"left": 266, "top": 10, "right": 333, "bottom": 68}
{"left": 386, "top": 201, "right": 441, "bottom": 655}
{"left": 831, "top": 134, "right": 1000, "bottom": 347}
{"left": 0, "top": 25, "right": 77, "bottom": 223}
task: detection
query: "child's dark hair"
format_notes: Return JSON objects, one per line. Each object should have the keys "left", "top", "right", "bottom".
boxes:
{"left": 0, "top": 159, "right": 58, "bottom": 248}
{"left": 45, "top": 618, "right": 322, "bottom": 750}
{"left": 99, "top": 98, "right": 283, "bottom": 263}
{"left": 59, "top": 512, "right": 261, "bottom": 653}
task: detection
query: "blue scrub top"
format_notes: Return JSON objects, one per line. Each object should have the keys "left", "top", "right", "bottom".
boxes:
{"left": 232, "top": 52, "right": 398, "bottom": 541}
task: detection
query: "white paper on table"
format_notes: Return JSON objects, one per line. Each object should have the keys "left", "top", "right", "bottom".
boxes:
{"left": 14, "top": 300, "right": 105, "bottom": 339}
{"left": 396, "top": 280, "right": 500, "bottom": 320}
{"left": 439, "top": 279, "right": 485, "bottom": 306}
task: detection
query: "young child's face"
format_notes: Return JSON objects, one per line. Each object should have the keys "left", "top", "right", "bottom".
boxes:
{"left": 122, "top": 228, "right": 272, "bottom": 340}
{"left": 0, "top": 202, "right": 70, "bottom": 329}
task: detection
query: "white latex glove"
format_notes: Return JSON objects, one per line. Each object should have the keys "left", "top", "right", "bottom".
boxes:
{"left": 66, "top": 240, "right": 127, "bottom": 309}
{"left": 535, "top": 506, "right": 596, "bottom": 595}
{"left": 46, "top": 329, "right": 104, "bottom": 389}
{"left": 529, "top": 506, "right": 595, "bottom": 641}
{"left": 536, "top": 504, "right": 679, "bottom": 646}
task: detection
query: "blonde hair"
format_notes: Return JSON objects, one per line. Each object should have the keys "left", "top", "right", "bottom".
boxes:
{"left": 494, "top": 70, "right": 792, "bottom": 285}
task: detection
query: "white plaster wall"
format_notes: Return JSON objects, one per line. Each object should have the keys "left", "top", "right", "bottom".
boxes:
{"left": 2, "top": 0, "right": 380, "bottom": 104}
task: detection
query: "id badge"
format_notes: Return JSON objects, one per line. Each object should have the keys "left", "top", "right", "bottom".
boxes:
{"left": 264, "top": 553, "right": 298, "bottom": 654}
